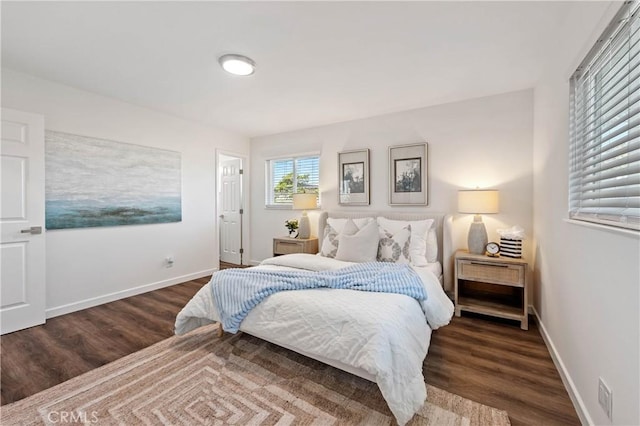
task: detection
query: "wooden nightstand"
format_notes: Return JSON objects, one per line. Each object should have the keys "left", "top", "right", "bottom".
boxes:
{"left": 454, "top": 250, "right": 528, "bottom": 330}
{"left": 273, "top": 237, "right": 318, "bottom": 256}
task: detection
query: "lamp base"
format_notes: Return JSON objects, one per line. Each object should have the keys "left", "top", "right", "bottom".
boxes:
{"left": 467, "top": 215, "right": 488, "bottom": 255}
{"left": 298, "top": 212, "right": 311, "bottom": 239}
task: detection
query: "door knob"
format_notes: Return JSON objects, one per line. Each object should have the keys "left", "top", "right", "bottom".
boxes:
{"left": 21, "top": 226, "right": 42, "bottom": 235}
{"left": 219, "top": 214, "right": 224, "bottom": 218}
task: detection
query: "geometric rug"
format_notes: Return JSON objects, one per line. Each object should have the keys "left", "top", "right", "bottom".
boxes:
{"left": 0, "top": 324, "right": 510, "bottom": 425}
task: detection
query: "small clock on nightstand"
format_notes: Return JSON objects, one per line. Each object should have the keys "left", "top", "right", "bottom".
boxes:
{"left": 486, "top": 242, "right": 500, "bottom": 257}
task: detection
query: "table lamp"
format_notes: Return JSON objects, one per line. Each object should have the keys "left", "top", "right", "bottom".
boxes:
{"left": 292, "top": 193, "right": 317, "bottom": 239}
{"left": 458, "top": 189, "right": 499, "bottom": 255}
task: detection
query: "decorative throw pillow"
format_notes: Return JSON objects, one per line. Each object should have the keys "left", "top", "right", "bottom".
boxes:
{"left": 319, "top": 217, "right": 373, "bottom": 258}
{"left": 335, "top": 220, "right": 380, "bottom": 263}
{"left": 377, "top": 224, "right": 412, "bottom": 263}
{"left": 319, "top": 223, "right": 340, "bottom": 258}
{"left": 376, "top": 217, "right": 434, "bottom": 266}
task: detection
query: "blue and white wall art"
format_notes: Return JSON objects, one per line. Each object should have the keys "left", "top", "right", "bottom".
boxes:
{"left": 45, "top": 131, "right": 182, "bottom": 230}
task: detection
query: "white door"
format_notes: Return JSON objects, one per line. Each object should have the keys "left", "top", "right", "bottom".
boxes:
{"left": 219, "top": 158, "right": 243, "bottom": 265}
{"left": 1, "top": 108, "right": 46, "bottom": 334}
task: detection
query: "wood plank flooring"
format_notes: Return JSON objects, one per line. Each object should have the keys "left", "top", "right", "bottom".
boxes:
{"left": 425, "top": 314, "right": 579, "bottom": 425}
{"left": 219, "top": 261, "right": 249, "bottom": 269}
{"left": 0, "top": 271, "right": 578, "bottom": 425}
{"left": 0, "top": 276, "right": 209, "bottom": 406}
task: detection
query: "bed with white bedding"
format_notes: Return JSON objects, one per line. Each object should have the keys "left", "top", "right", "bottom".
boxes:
{"left": 175, "top": 212, "right": 454, "bottom": 425}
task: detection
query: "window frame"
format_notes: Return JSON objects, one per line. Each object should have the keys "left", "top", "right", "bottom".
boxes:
{"left": 265, "top": 153, "right": 320, "bottom": 209}
{"left": 568, "top": 1, "right": 639, "bottom": 231}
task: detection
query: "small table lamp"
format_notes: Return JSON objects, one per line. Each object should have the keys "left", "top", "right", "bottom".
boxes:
{"left": 292, "top": 193, "right": 317, "bottom": 239}
{"left": 458, "top": 189, "right": 499, "bottom": 255}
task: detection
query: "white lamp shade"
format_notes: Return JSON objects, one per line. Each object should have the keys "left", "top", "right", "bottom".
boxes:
{"left": 458, "top": 190, "right": 499, "bottom": 214}
{"left": 292, "top": 193, "right": 317, "bottom": 210}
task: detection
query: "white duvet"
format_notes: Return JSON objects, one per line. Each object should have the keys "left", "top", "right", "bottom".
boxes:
{"left": 174, "top": 254, "right": 454, "bottom": 425}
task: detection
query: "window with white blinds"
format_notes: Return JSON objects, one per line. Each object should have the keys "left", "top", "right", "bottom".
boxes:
{"left": 569, "top": 1, "right": 640, "bottom": 231}
{"left": 266, "top": 155, "right": 319, "bottom": 206}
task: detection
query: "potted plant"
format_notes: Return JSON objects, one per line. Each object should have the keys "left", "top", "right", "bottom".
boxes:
{"left": 285, "top": 219, "right": 299, "bottom": 237}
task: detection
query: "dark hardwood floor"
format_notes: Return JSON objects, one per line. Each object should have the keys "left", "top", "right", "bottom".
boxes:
{"left": 425, "top": 314, "right": 579, "bottom": 425}
{"left": 1, "top": 269, "right": 578, "bottom": 425}
{"left": 0, "top": 276, "right": 210, "bottom": 406}
{"left": 219, "top": 260, "right": 249, "bottom": 269}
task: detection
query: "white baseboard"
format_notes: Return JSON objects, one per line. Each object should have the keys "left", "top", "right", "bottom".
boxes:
{"left": 532, "top": 306, "right": 592, "bottom": 426}
{"left": 45, "top": 269, "right": 217, "bottom": 319}
{"left": 249, "top": 259, "right": 261, "bottom": 266}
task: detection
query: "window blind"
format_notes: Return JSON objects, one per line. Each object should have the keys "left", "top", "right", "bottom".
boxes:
{"left": 295, "top": 156, "right": 319, "bottom": 194}
{"left": 266, "top": 155, "right": 319, "bottom": 206}
{"left": 270, "top": 159, "right": 294, "bottom": 204}
{"left": 569, "top": 1, "right": 640, "bottom": 231}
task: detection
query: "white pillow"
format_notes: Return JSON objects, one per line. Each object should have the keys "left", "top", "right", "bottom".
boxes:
{"left": 341, "top": 218, "right": 360, "bottom": 236}
{"left": 376, "top": 217, "right": 434, "bottom": 267}
{"left": 426, "top": 225, "right": 438, "bottom": 263}
{"left": 319, "top": 217, "right": 373, "bottom": 258}
{"left": 326, "top": 217, "right": 373, "bottom": 234}
{"left": 335, "top": 220, "right": 379, "bottom": 263}
{"left": 377, "top": 225, "right": 412, "bottom": 263}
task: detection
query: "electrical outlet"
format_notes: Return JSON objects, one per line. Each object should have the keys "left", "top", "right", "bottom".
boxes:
{"left": 598, "top": 377, "right": 612, "bottom": 420}
{"left": 165, "top": 256, "right": 174, "bottom": 268}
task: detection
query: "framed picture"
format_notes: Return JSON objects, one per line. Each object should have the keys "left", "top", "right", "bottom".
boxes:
{"left": 45, "top": 130, "right": 182, "bottom": 229}
{"left": 338, "top": 149, "right": 370, "bottom": 205}
{"left": 388, "top": 143, "right": 428, "bottom": 205}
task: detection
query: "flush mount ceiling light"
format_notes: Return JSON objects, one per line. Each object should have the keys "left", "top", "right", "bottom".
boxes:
{"left": 218, "top": 54, "right": 256, "bottom": 76}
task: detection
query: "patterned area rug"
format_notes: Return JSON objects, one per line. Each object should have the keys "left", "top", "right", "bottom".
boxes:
{"left": 1, "top": 325, "right": 510, "bottom": 425}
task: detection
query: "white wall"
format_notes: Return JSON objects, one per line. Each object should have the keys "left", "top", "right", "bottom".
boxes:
{"left": 532, "top": 3, "right": 640, "bottom": 425}
{"left": 250, "top": 90, "right": 534, "bottom": 282}
{"left": 1, "top": 69, "right": 250, "bottom": 317}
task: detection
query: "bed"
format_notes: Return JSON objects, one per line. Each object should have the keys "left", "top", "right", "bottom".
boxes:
{"left": 175, "top": 211, "right": 455, "bottom": 425}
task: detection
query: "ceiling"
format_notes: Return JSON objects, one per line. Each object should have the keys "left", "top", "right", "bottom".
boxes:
{"left": 1, "top": 1, "right": 610, "bottom": 138}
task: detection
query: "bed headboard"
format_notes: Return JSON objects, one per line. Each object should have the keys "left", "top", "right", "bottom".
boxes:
{"left": 317, "top": 211, "right": 454, "bottom": 292}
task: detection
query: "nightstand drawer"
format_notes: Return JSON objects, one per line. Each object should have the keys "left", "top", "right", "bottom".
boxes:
{"left": 273, "top": 237, "right": 318, "bottom": 256}
{"left": 458, "top": 260, "right": 524, "bottom": 287}
{"left": 274, "top": 240, "right": 305, "bottom": 254}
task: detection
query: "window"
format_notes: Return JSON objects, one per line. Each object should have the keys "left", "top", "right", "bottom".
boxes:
{"left": 266, "top": 155, "right": 319, "bottom": 206}
{"left": 569, "top": 1, "right": 640, "bottom": 231}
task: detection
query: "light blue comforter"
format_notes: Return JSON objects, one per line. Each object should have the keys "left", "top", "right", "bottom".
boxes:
{"left": 211, "top": 262, "right": 427, "bottom": 333}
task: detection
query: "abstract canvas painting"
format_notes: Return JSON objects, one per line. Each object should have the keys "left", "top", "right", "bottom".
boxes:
{"left": 45, "top": 131, "right": 182, "bottom": 230}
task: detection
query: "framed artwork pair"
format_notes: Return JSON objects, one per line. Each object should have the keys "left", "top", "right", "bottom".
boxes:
{"left": 338, "top": 143, "right": 428, "bottom": 206}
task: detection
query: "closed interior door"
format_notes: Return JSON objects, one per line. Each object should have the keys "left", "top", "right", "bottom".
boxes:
{"left": 219, "top": 158, "right": 242, "bottom": 265}
{"left": 1, "top": 108, "right": 46, "bottom": 334}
